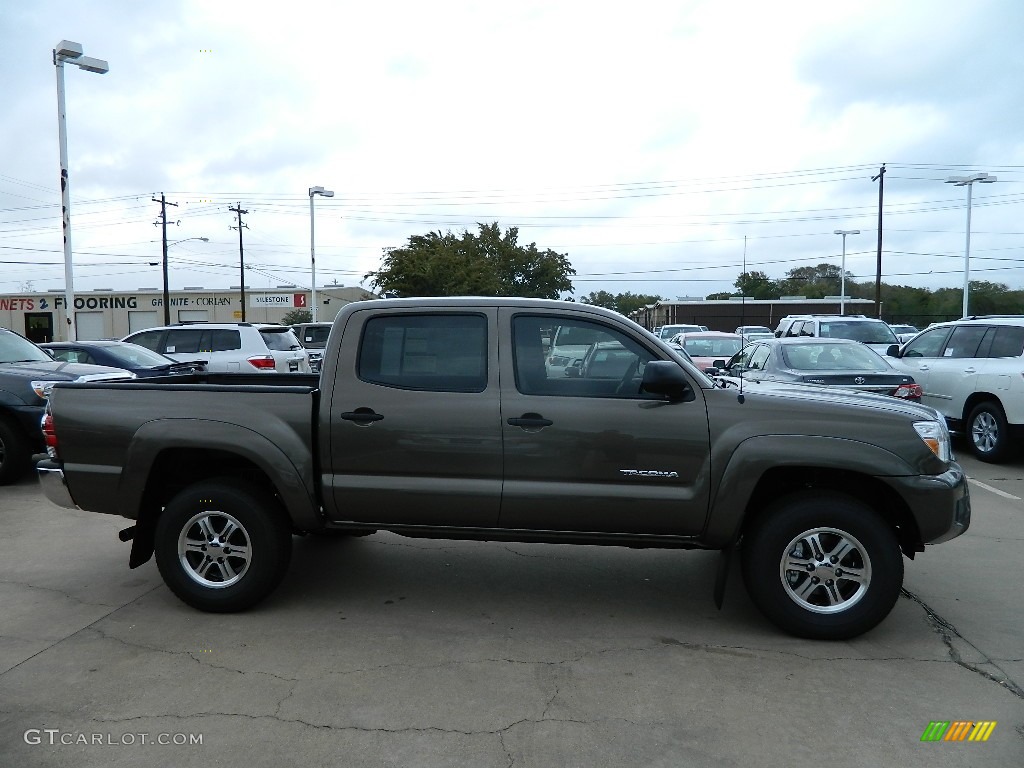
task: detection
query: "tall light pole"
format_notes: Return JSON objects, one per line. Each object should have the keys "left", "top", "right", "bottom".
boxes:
{"left": 946, "top": 173, "right": 997, "bottom": 318}
{"left": 163, "top": 237, "right": 209, "bottom": 324}
{"left": 53, "top": 40, "right": 108, "bottom": 341}
{"left": 833, "top": 229, "right": 860, "bottom": 315}
{"left": 309, "top": 186, "right": 334, "bottom": 322}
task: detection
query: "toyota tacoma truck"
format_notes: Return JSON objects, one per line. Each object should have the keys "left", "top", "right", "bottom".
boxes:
{"left": 36, "top": 298, "right": 970, "bottom": 639}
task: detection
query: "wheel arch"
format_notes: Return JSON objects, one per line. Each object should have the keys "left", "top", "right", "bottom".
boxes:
{"left": 119, "top": 420, "right": 319, "bottom": 568}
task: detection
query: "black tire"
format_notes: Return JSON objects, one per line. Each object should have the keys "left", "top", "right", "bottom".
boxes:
{"left": 967, "top": 401, "right": 1015, "bottom": 463}
{"left": 741, "top": 491, "right": 903, "bottom": 640}
{"left": 0, "top": 418, "right": 31, "bottom": 486}
{"left": 154, "top": 478, "right": 292, "bottom": 612}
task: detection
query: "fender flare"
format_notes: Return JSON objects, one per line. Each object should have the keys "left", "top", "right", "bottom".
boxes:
{"left": 119, "top": 419, "right": 318, "bottom": 568}
{"left": 704, "top": 434, "right": 913, "bottom": 547}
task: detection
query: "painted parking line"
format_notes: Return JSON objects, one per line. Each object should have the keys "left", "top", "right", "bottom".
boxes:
{"left": 967, "top": 478, "right": 1022, "bottom": 501}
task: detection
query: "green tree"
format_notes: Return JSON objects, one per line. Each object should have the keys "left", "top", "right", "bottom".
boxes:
{"left": 581, "top": 291, "right": 662, "bottom": 315}
{"left": 281, "top": 308, "right": 312, "bottom": 325}
{"left": 365, "top": 222, "right": 575, "bottom": 299}
{"left": 735, "top": 271, "right": 780, "bottom": 299}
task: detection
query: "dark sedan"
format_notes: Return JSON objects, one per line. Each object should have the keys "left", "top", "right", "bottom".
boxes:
{"left": 40, "top": 341, "right": 206, "bottom": 378}
{"left": 718, "top": 337, "right": 922, "bottom": 401}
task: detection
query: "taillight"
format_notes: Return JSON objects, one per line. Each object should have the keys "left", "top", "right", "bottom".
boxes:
{"left": 246, "top": 355, "right": 276, "bottom": 370}
{"left": 41, "top": 407, "right": 60, "bottom": 459}
{"left": 893, "top": 383, "right": 923, "bottom": 400}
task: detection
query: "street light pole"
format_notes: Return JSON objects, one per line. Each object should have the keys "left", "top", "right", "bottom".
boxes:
{"left": 163, "top": 237, "right": 209, "bottom": 325}
{"left": 946, "top": 173, "right": 997, "bottom": 318}
{"left": 309, "top": 186, "right": 334, "bottom": 322}
{"left": 833, "top": 229, "right": 860, "bottom": 316}
{"left": 53, "top": 40, "right": 108, "bottom": 341}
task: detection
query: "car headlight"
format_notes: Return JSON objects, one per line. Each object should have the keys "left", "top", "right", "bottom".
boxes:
{"left": 914, "top": 420, "right": 951, "bottom": 463}
{"left": 30, "top": 380, "right": 60, "bottom": 399}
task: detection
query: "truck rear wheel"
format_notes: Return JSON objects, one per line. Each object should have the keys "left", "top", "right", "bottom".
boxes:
{"left": 741, "top": 491, "right": 903, "bottom": 640}
{"left": 154, "top": 479, "right": 292, "bottom": 612}
{"left": 0, "top": 418, "right": 30, "bottom": 486}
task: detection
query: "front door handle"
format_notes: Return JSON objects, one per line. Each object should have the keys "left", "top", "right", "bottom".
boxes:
{"left": 507, "top": 413, "right": 553, "bottom": 428}
{"left": 341, "top": 408, "right": 384, "bottom": 424}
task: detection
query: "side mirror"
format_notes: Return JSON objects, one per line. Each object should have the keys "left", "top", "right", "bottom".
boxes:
{"left": 564, "top": 359, "right": 583, "bottom": 378}
{"left": 712, "top": 359, "right": 726, "bottom": 368}
{"left": 703, "top": 366, "right": 721, "bottom": 376}
{"left": 886, "top": 344, "right": 900, "bottom": 357}
{"left": 641, "top": 361, "right": 694, "bottom": 402}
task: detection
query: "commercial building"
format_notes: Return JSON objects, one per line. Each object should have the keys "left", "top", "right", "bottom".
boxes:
{"left": 0, "top": 285, "right": 376, "bottom": 343}
{"left": 631, "top": 297, "right": 878, "bottom": 333}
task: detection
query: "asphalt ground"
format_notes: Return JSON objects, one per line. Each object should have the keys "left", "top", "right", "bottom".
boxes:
{"left": 1, "top": 440, "right": 1022, "bottom": 767}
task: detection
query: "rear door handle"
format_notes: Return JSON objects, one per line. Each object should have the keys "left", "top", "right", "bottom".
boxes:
{"left": 507, "top": 414, "right": 553, "bottom": 428}
{"left": 341, "top": 408, "right": 384, "bottom": 423}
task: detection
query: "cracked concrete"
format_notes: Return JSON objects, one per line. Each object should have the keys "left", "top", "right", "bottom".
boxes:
{"left": 3, "top": 462, "right": 1024, "bottom": 767}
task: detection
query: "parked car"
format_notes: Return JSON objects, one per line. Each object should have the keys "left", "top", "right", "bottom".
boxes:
{"left": 565, "top": 341, "right": 636, "bottom": 380}
{"left": 291, "top": 321, "right": 333, "bottom": 373}
{"left": 37, "top": 297, "right": 968, "bottom": 640}
{"left": 667, "top": 332, "right": 744, "bottom": 372}
{"left": 735, "top": 325, "right": 773, "bottom": 336}
{"left": 719, "top": 337, "right": 922, "bottom": 401}
{"left": 888, "top": 324, "right": 920, "bottom": 344}
{"left": 886, "top": 315, "right": 1024, "bottom": 461}
{"left": 775, "top": 314, "right": 900, "bottom": 355}
{"left": 40, "top": 340, "right": 206, "bottom": 378}
{"left": 657, "top": 323, "right": 703, "bottom": 341}
{"left": 0, "top": 327, "right": 133, "bottom": 484}
{"left": 545, "top": 323, "right": 608, "bottom": 378}
{"left": 122, "top": 322, "right": 311, "bottom": 373}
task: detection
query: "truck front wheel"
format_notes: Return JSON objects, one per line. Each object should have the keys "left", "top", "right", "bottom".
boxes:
{"left": 154, "top": 479, "right": 292, "bottom": 612}
{"left": 741, "top": 492, "right": 903, "bottom": 640}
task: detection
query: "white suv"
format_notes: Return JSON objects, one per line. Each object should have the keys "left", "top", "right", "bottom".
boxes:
{"left": 776, "top": 315, "right": 900, "bottom": 355}
{"left": 887, "top": 316, "right": 1024, "bottom": 462}
{"left": 123, "top": 323, "right": 311, "bottom": 373}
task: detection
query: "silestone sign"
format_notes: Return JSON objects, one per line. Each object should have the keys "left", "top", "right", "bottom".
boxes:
{"left": 250, "top": 293, "right": 307, "bottom": 308}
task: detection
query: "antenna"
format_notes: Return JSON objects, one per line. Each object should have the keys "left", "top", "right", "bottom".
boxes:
{"left": 737, "top": 236, "right": 746, "bottom": 403}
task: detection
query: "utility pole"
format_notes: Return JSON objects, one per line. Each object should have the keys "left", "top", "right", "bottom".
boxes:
{"left": 229, "top": 203, "right": 249, "bottom": 320}
{"left": 871, "top": 163, "right": 886, "bottom": 318}
{"left": 153, "top": 193, "right": 179, "bottom": 325}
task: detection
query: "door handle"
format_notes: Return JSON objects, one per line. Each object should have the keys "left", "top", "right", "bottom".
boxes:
{"left": 507, "top": 413, "right": 553, "bottom": 428}
{"left": 963, "top": 367, "right": 976, "bottom": 373}
{"left": 341, "top": 408, "right": 384, "bottom": 423}
{"left": 918, "top": 365, "right": 930, "bottom": 371}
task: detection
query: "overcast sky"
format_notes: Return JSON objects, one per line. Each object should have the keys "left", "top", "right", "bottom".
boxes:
{"left": 2, "top": 0, "right": 1022, "bottom": 304}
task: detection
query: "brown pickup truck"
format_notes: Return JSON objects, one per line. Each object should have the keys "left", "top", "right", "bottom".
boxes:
{"left": 37, "top": 298, "right": 970, "bottom": 639}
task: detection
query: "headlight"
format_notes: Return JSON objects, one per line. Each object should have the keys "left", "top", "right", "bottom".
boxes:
{"left": 914, "top": 420, "right": 951, "bottom": 463}
{"left": 30, "top": 380, "right": 59, "bottom": 399}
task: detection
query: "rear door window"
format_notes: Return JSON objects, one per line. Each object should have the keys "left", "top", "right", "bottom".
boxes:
{"left": 209, "top": 329, "right": 242, "bottom": 352}
{"left": 164, "top": 329, "right": 202, "bottom": 354}
{"left": 943, "top": 326, "right": 988, "bottom": 359}
{"left": 358, "top": 314, "right": 487, "bottom": 392}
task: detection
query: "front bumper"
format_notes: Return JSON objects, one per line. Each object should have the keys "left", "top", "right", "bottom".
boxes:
{"left": 36, "top": 459, "right": 79, "bottom": 510}
{"left": 884, "top": 462, "right": 971, "bottom": 545}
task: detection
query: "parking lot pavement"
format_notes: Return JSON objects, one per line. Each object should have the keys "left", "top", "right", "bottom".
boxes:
{"left": 1, "top": 468, "right": 1022, "bottom": 768}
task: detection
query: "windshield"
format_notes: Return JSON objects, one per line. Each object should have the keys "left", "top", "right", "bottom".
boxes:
{"left": 818, "top": 320, "right": 899, "bottom": 344}
{"left": 0, "top": 330, "right": 52, "bottom": 363}
{"left": 781, "top": 343, "right": 889, "bottom": 371}
{"left": 101, "top": 343, "right": 176, "bottom": 367}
